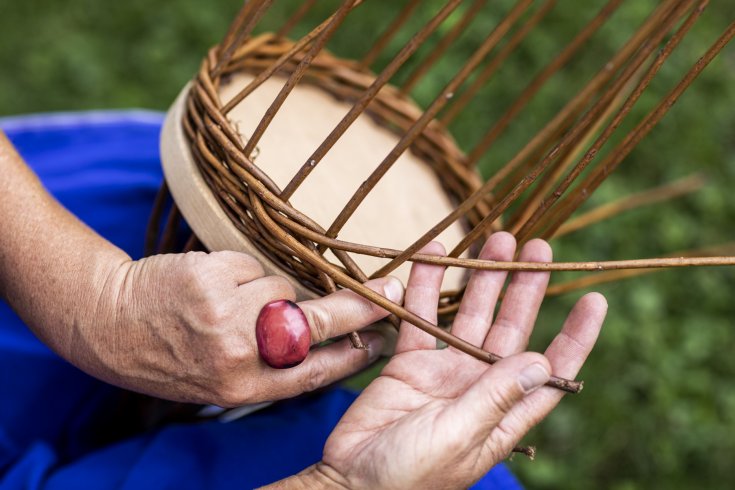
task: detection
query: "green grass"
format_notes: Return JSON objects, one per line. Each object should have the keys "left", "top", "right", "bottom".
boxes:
{"left": 2, "top": 1, "right": 735, "bottom": 488}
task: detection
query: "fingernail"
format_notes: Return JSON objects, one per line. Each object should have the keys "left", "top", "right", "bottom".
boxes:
{"left": 367, "top": 335, "right": 385, "bottom": 363}
{"left": 518, "top": 363, "right": 550, "bottom": 393}
{"left": 382, "top": 277, "right": 404, "bottom": 303}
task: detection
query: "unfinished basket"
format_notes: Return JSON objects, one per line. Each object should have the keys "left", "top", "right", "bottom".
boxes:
{"left": 149, "top": 0, "right": 735, "bottom": 393}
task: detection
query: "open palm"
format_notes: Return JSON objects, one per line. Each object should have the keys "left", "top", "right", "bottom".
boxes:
{"left": 320, "top": 233, "right": 607, "bottom": 489}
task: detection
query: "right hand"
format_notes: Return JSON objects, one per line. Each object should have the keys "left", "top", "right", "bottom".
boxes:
{"left": 70, "top": 250, "right": 403, "bottom": 407}
{"left": 310, "top": 234, "right": 607, "bottom": 489}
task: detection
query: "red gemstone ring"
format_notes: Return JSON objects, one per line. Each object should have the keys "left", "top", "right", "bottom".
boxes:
{"left": 256, "top": 300, "right": 312, "bottom": 369}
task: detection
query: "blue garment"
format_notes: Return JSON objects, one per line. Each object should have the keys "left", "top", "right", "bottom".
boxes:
{"left": 0, "top": 111, "right": 522, "bottom": 489}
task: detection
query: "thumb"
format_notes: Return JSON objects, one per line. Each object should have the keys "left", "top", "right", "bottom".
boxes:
{"left": 446, "top": 352, "right": 551, "bottom": 439}
{"left": 297, "top": 276, "right": 404, "bottom": 344}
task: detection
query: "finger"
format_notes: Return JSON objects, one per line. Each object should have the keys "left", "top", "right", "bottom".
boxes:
{"left": 268, "top": 331, "right": 385, "bottom": 400}
{"left": 496, "top": 292, "right": 607, "bottom": 438}
{"left": 213, "top": 250, "right": 266, "bottom": 285}
{"left": 395, "top": 242, "right": 447, "bottom": 354}
{"left": 451, "top": 232, "right": 516, "bottom": 346}
{"left": 440, "top": 352, "right": 551, "bottom": 444}
{"left": 240, "top": 274, "right": 297, "bottom": 305}
{"left": 542, "top": 292, "right": 607, "bottom": 379}
{"left": 298, "top": 276, "right": 404, "bottom": 344}
{"left": 483, "top": 239, "right": 552, "bottom": 356}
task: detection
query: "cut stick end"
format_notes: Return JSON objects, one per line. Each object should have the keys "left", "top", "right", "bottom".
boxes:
{"left": 511, "top": 445, "right": 537, "bottom": 460}
{"left": 547, "top": 375, "right": 583, "bottom": 393}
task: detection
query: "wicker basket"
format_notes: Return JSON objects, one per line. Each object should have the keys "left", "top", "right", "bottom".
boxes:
{"left": 149, "top": 0, "right": 735, "bottom": 389}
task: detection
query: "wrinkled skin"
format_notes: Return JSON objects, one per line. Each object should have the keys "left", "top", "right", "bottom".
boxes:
{"left": 79, "top": 251, "right": 403, "bottom": 406}
{"left": 266, "top": 233, "right": 606, "bottom": 489}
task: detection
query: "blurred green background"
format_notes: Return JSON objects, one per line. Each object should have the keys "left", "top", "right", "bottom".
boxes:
{"left": 1, "top": 1, "right": 734, "bottom": 488}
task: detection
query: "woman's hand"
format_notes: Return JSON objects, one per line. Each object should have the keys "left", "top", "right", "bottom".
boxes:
{"left": 1, "top": 131, "right": 402, "bottom": 407}
{"left": 269, "top": 232, "right": 606, "bottom": 489}
{"left": 72, "top": 251, "right": 403, "bottom": 406}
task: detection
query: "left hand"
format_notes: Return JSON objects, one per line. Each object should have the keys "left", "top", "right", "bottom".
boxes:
{"left": 287, "top": 232, "right": 607, "bottom": 489}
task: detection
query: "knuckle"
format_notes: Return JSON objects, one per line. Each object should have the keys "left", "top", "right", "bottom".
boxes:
{"left": 198, "top": 301, "right": 231, "bottom": 329}
{"left": 300, "top": 360, "right": 330, "bottom": 394}
{"left": 208, "top": 362, "right": 254, "bottom": 408}
{"left": 213, "top": 251, "right": 265, "bottom": 279}
{"left": 240, "top": 255, "right": 265, "bottom": 278}
{"left": 305, "top": 306, "right": 334, "bottom": 342}
{"left": 493, "top": 418, "right": 519, "bottom": 446}
{"left": 212, "top": 344, "right": 249, "bottom": 373}
{"left": 257, "top": 275, "right": 296, "bottom": 303}
{"left": 361, "top": 295, "right": 386, "bottom": 321}
{"left": 212, "top": 383, "right": 249, "bottom": 408}
{"left": 181, "top": 253, "right": 215, "bottom": 292}
{"left": 487, "top": 383, "right": 521, "bottom": 414}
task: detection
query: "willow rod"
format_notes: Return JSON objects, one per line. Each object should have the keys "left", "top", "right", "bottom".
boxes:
{"left": 401, "top": 0, "right": 488, "bottom": 94}
{"left": 507, "top": 69, "right": 632, "bottom": 234}
{"left": 322, "top": 0, "right": 533, "bottom": 250}
{"left": 440, "top": 0, "right": 557, "bottom": 126}
{"left": 204, "top": 121, "right": 579, "bottom": 392}
{"left": 261, "top": 195, "right": 735, "bottom": 273}
{"left": 463, "top": 0, "right": 624, "bottom": 165}
{"left": 279, "top": 0, "right": 464, "bottom": 201}
{"left": 222, "top": 0, "right": 366, "bottom": 115}
{"left": 222, "top": 30, "right": 332, "bottom": 114}
{"left": 241, "top": 0, "right": 357, "bottom": 157}
{"left": 249, "top": 190, "right": 583, "bottom": 394}
{"left": 541, "top": 16, "right": 735, "bottom": 239}
{"left": 514, "top": 0, "right": 705, "bottom": 242}
{"left": 360, "top": 0, "right": 421, "bottom": 68}
{"left": 553, "top": 173, "right": 706, "bottom": 238}
{"left": 370, "top": 0, "right": 680, "bottom": 280}
{"left": 448, "top": 0, "right": 694, "bottom": 258}
{"left": 276, "top": 0, "right": 318, "bottom": 38}
{"left": 213, "top": 0, "right": 274, "bottom": 78}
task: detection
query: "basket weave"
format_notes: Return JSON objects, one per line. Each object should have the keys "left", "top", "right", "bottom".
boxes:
{"left": 149, "top": 0, "right": 735, "bottom": 392}
{"left": 184, "top": 32, "right": 493, "bottom": 303}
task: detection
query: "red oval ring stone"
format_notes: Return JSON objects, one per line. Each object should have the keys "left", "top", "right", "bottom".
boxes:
{"left": 256, "top": 300, "right": 312, "bottom": 369}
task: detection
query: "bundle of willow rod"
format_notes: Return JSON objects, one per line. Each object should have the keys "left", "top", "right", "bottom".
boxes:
{"left": 147, "top": 0, "right": 735, "bottom": 396}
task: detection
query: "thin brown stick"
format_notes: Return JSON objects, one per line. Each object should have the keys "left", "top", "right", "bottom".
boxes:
{"left": 144, "top": 181, "right": 170, "bottom": 256}
{"left": 515, "top": 0, "right": 704, "bottom": 243}
{"left": 276, "top": 0, "right": 317, "bottom": 38}
{"left": 440, "top": 0, "right": 557, "bottom": 126}
{"left": 370, "top": 0, "right": 679, "bottom": 280}
{"left": 541, "top": 14, "right": 735, "bottom": 239}
{"left": 553, "top": 173, "right": 707, "bottom": 238}
{"left": 279, "top": 0, "right": 464, "bottom": 200}
{"left": 360, "top": 0, "right": 421, "bottom": 68}
{"left": 448, "top": 0, "right": 693, "bottom": 258}
{"left": 262, "top": 199, "right": 735, "bottom": 272}
{"left": 248, "top": 192, "right": 582, "bottom": 393}
{"left": 512, "top": 445, "right": 537, "bottom": 460}
{"left": 241, "top": 0, "right": 357, "bottom": 157}
{"left": 182, "top": 234, "right": 204, "bottom": 253}
{"left": 507, "top": 71, "right": 631, "bottom": 235}
{"left": 546, "top": 242, "right": 735, "bottom": 296}
{"left": 483, "top": 0, "right": 678, "bottom": 190}
{"left": 159, "top": 204, "right": 182, "bottom": 254}
{"left": 218, "top": 0, "right": 260, "bottom": 59}
{"left": 213, "top": 0, "right": 275, "bottom": 78}
{"left": 464, "top": 0, "right": 624, "bottom": 166}
{"left": 323, "top": 0, "right": 533, "bottom": 249}
{"left": 222, "top": 6, "right": 362, "bottom": 114}
{"left": 547, "top": 268, "right": 649, "bottom": 297}
{"left": 401, "top": 0, "right": 488, "bottom": 93}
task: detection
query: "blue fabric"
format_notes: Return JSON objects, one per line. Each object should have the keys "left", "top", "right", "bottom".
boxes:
{"left": 0, "top": 111, "right": 522, "bottom": 490}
